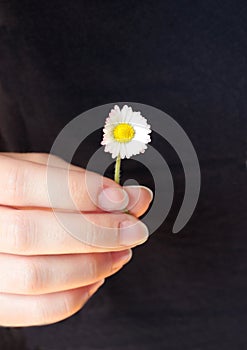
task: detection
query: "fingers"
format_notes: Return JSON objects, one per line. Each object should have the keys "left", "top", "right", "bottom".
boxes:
{"left": 0, "top": 207, "right": 149, "bottom": 254}
{"left": 0, "top": 154, "right": 107, "bottom": 210}
{"left": 0, "top": 250, "right": 131, "bottom": 295}
{"left": 0, "top": 281, "right": 104, "bottom": 327}
{"left": 0, "top": 155, "right": 152, "bottom": 216}
{"left": 124, "top": 185, "right": 153, "bottom": 216}
{"left": 0, "top": 153, "right": 152, "bottom": 327}
{"left": 0, "top": 152, "right": 80, "bottom": 170}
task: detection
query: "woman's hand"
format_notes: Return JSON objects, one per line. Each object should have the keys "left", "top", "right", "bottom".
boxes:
{"left": 0, "top": 153, "right": 152, "bottom": 327}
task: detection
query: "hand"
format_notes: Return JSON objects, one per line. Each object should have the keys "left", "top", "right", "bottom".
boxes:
{"left": 0, "top": 153, "right": 153, "bottom": 326}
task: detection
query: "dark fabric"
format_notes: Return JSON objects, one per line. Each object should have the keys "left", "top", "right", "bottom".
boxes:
{"left": 0, "top": 1, "right": 246, "bottom": 349}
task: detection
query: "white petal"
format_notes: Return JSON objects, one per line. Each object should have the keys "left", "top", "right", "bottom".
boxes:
{"left": 134, "top": 126, "right": 151, "bottom": 143}
{"left": 125, "top": 107, "right": 133, "bottom": 123}
{"left": 121, "top": 105, "right": 128, "bottom": 120}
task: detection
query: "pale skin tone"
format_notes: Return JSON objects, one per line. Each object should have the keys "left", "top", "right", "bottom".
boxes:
{"left": 0, "top": 153, "right": 153, "bottom": 327}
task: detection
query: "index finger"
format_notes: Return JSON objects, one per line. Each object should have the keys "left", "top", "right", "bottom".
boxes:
{"left": 0, "top": 155, "right": 152, "bottom": 214}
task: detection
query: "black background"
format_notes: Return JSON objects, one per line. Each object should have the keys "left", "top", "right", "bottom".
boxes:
{"left": 0, "top": 1, "right": 246, "bottom": 349}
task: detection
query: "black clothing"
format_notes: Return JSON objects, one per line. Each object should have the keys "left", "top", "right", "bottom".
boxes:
{"left": 0, "top": 1, "right": 246, "bottom": 349}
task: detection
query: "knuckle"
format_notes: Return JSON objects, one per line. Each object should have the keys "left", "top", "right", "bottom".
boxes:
{"left": 109, "top": 252, "right": 119, "bottom": 273}
{"left": 87, "top": 257, "right": 100, "bottom": 279}
{"left": 61, "top": 294, "right": 78, "bottom": 318}
{"left": 6, "top": 212, "right": 32, "bottom": 253}
{"left": 69, "top": 172, "right": 83, "bottom": 204}
{"left": 68, "top": 172, "right": 85, "bottom": 206}
{"left": 6, "top": 165, "right": 27, "bottom": 202}
{"left": 22, "top": 260, "right": 41, "bottom": 293}
{"left": 84, "top": 228, "right": 99, "bottom": 247}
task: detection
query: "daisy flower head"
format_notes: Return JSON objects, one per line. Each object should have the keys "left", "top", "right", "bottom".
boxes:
{"left": 101, "top": 105, "right": 152, "bottom": 159}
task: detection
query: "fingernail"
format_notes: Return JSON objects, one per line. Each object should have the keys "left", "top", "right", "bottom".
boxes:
{"left": 88, "top": 279, "right": 105, "bottom": 297}
{"left": 128, "top": 186, "right": 153, "bottom": 202}
{"left": 123, "top": 185, "right": 153, "bottom": 207}
{"left": 112, "top": 249, "right": 132, "bottom": 270}
{"left": 142, "top": 186, "right": 154, "bottom": 202}
{"left": 119, "top": 220, "right": 149, "bottom": 246}
{"left": 98, "top": 187, "right": 129, "bottom": 211}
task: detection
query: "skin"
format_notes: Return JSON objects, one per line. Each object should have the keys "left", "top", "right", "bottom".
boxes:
{"left": 0, "top": 153, "right": 153, "bottom": 327}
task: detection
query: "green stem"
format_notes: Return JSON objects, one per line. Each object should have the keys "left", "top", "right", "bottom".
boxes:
{"left": 114, "top": 154, "right": 121, "bottom": 184}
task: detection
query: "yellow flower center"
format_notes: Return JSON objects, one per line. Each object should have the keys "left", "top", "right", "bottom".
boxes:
{"left": 113, "top": 123, "right": 135, "bottom": 143}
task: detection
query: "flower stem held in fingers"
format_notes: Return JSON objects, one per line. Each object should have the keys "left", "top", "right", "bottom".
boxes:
{"left": 114, "top": 154, "right": 121, "bottom": 184}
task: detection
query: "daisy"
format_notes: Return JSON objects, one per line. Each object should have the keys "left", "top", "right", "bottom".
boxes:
{"left": 101, "top": 104, "right": 151, "bottom": 183}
